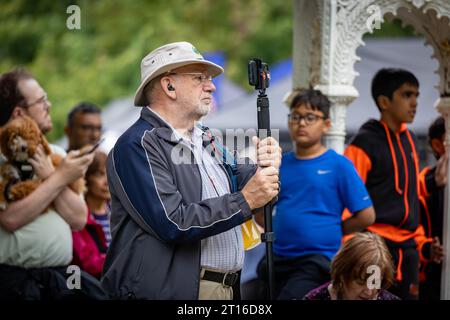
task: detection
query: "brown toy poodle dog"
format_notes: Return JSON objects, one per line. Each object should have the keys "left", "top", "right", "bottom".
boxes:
{"left": 0, "top": 116, "right": 85, "bottom": 211}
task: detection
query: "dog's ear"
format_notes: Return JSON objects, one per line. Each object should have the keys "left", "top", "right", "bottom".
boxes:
{"left": 40, "top": 134, "right": 52, "bottom": 155}
{"left": 0, "top": 126, "right": 13, "bottom": 160}
{"left": 23, "top": 116, "right": 51, "bottom": 155}
{"left": 0, "top": 127, "right": 4, "bottom": 154}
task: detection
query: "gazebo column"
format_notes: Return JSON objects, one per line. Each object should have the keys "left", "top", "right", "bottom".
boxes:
{"left": 436, "top": 96, "right": 450, "bottom": 300}
{"left": 293, "top": 0, "right": 450, "bottom": 300}
{"left": 315, "top": 84, "right": 359, "bottom": 154}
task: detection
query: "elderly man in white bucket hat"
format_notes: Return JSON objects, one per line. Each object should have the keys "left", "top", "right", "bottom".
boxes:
{"left": 101, "top": 42, "right": 281, "bottom": 300}
{"left": 133, "top": 41, "right": 223, "bottom": 107}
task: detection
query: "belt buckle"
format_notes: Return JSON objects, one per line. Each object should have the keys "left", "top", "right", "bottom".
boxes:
{"left": 222, "top": 272, "right": 238, "bottom": 287}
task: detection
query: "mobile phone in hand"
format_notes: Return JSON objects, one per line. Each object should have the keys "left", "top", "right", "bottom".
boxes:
{"left": 84, "top": 138, "right": 105, "bottom": 155}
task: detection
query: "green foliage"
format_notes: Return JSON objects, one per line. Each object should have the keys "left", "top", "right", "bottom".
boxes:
{"left": 0, "top": 0, "right": 413, "bottom": 141}
{"left": 366, "top": 19, "right": 416, "bottom": 38}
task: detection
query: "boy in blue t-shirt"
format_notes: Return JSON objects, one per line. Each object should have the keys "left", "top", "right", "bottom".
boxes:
{"left": 257, "top": 89, "right": 375, "bottom": 299}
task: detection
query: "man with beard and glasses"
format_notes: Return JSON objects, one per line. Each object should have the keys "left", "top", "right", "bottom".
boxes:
{"left": 102, "top": 42, "right": 282, "bottom": 300}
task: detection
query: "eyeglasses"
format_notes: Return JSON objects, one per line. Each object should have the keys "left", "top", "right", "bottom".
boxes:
{"left": 24, "top": 93, "right": 50, "bottom": 108}
{"left": 168, "top": 72, "right": 213, "bottom": 84}
{"left": 288, "top": 113, "right": 325, "bottom": 125}
{"left": 76, "top": 124, "right": 103, "bottom": 133}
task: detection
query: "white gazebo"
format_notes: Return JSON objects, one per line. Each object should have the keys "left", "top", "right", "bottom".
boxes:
{"left": 293, "top": 0, "right": 450, "bottom": 298}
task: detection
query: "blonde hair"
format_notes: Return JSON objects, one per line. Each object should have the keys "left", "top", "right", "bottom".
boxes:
{"left": 331, "top": 232, "right": 394, "bottom": 298}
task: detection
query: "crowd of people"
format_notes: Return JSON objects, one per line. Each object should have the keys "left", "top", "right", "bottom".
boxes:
{"left": 0, "top": 41, "right": 447, "bottom": 300}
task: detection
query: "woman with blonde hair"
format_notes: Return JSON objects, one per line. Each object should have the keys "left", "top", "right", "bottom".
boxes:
{"left": 304, "top": 232, "right": 400, "bottom": 300}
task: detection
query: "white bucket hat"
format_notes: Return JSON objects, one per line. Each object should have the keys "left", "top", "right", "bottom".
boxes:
{"left": 134, "top": 41, "right": 224, "bottom": 106}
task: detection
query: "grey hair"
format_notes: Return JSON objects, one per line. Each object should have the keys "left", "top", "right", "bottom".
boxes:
{"left": 143, "top": 74, "right": 165, "bottom": 106}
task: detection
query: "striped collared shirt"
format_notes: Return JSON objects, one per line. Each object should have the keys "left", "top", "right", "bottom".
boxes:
{"left": 146, "top": 108, "right": 244, "bottom": 272}
{"left": 178, "top": 126, "right": 244, "bottom": 272}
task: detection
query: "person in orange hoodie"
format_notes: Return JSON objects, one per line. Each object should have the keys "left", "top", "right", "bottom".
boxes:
{"left": 419, "top": 116, "right": 447, "bottom": 299}
{"left": 344, "top": 68, "right": 445, "bottom": 299}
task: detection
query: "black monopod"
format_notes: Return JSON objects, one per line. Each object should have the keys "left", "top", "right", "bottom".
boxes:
{"left": 248, "top": 58, "right": 275, "bottom": 300}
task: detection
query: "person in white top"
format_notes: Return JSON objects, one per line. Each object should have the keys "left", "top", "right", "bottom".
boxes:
{"left": 0, "top": 69, "right": 105, "bottom": 299}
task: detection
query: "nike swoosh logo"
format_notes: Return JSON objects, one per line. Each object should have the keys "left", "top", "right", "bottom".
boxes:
{"left": 317, "top": 170, "right": 331, "bottom": 175}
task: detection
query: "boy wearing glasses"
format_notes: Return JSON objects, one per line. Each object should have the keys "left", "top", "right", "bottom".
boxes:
{"left": 257, "top": 89, "right": 375, "bottom": 300}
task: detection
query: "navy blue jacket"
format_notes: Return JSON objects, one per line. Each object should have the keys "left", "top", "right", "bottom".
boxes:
{"left": 101, "top": 107, "right": 257, "bottom": 299}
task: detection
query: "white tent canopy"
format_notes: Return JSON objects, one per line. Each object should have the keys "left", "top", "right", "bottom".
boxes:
{"left": 203, "top": 38, "right": 440, "bottom": 135}
{"left": 89, "top": 38, "right": 440, "bottom": 154}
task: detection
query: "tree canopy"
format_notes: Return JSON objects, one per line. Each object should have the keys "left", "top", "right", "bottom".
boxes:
{"left": 0, "top": 0, "right": 414, "bottom": 141}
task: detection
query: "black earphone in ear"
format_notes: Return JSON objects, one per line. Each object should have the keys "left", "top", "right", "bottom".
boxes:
{"left": 167, "top": 84, "right": 175, "bottom": 91}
